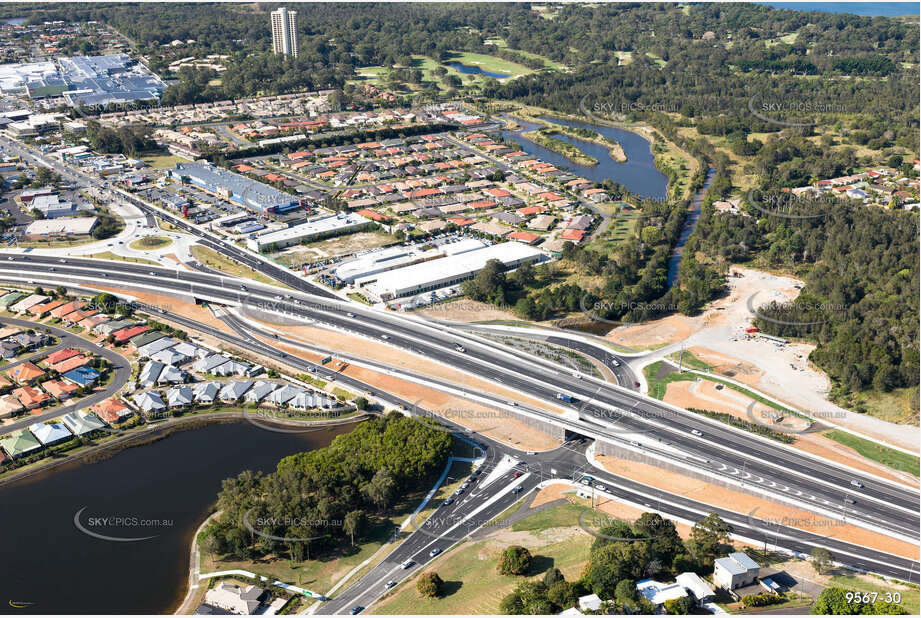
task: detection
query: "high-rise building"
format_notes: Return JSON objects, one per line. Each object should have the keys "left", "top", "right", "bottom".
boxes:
{"left": 271, "top": 7, "right": 298, "bottom": 58}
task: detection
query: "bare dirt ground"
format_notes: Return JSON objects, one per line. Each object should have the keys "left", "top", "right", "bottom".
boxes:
{"left": 594, "top": 453, "right": 917, "bottom": 560}
{"left": 663, "top": 380, "right": 914, "bottom": 486}
{"left": 628, "top": 266, "right": 919, "bottom": 452}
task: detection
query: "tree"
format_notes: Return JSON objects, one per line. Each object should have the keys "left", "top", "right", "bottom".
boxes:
{"left": 542, "top": 567, "right": 565, "bottom": 587}
{"left": 812, "top": 587, "right": 907, "bottom": 615}
{"left": 343, "top": 510, "right": 365, "bottom": 546}
{"left": 417, "top": 571, "right": 444, "bottom": 598}
{"left": 614, "top": 579, "right": 637, "bottom": 602}
{"left": 689, "top": 513, "right": 733, "bottom": 565}
{"left": 362, "top": 467, "right": 397, "bottom": 509}
{"left": 498, "top": 545, "right": 533, "bottom": 576}
{"left": 810, "top": 547, "right": 833, "bottom": 574}
{"left": 353, "top": 396, "right": 369, "bottom": 411}
{"left": 199, "top": 532, "right": 220, "bottom": 569}
{"left": 664, "top": 596, "right": 693, "bottom": 614}
{"left": 499, "top": 591, "right": 524, "bottom": 614}
{"left": 546, "top": 580, "right": 578, "bottom": 610}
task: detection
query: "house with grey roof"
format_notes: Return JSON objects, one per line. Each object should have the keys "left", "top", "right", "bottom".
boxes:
{"left": 138, "top": 361, "right": 164, "bottom": 387}
{"left": 288, "top": 391, "right": 336, "bottom": 410}
{"left": 714, "top": 552, "right": 761, "bottom": 591}
{"left": 212, "top": 360, "right": 251, "bottom": 377}
{"left": 136, "top": 337, "right": 178, "bottom": 358}
{"left": 219, "top": 380, "right": 253, "bottom": 402}
{"left": 266, "top": 384, "right": 304, "bottom": 406}
{"left": 150, "top": 347, "right": 191, "bottom": 367}
{"left": 29, "top": 421, "right": 72, "bottom": 446}
{"left": 193, "top": 354, "right": 231, "bottom": 374}
{"left": 133, "top": 391, "right": 166, "bottom": 414}
{"left": 156, "top": 365, "right": 187, "bottom": 385}
{"left": 172, "top": 341, "right": 210, "bottom": 360}
{"left": 192, "top": 381, "right": 220, "bottom": 403}
{"left": 165, "top": 385, "right": 193, "bottom": 408}
{"left": 244, "top": 381, "right": 277, "bottom": 403}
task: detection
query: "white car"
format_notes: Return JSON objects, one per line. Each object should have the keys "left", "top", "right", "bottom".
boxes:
{"left": 691, "top": 429, "right": 703, "bottom": 437}
{"left": 381, "top": 334, "right": 390, "bottom": 340}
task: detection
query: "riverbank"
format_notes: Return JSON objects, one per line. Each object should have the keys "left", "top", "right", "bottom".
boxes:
{"left": 0, "top": 407, "right": 368, "bottom": 489}
{"left": 520, "top": 128, "right": 599, "bottom": 166}
{"left": 510, "top": 112, "right": 627, "bottom": 164}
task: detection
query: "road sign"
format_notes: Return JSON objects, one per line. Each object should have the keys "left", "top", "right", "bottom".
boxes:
{"left": 321, "top": 356, "right": 332, "bottom": 365}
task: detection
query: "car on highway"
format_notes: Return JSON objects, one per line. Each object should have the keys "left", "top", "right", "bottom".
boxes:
{"left": 596, "top": 484, "right": 607, "bottom": 491}
{"left": 513, "top": 471, "right": 522, "bottom": 478}
{"left": 691, "top": 429, "right": 703, "bottom": 437}
{"left": 844, "top": 497, "right": 856, "bottom": 504}
{"left": 349, "top": 606, "right": 364, "bottom": 615}
{"left": 454, "top": 344, "right": 465, "bottom": 352}
{"left": 429, "top": 548, "right": 441, "bottom": 557}
{"left": 347, "top": 312, "right": 355, "bottom": 318}
{"left": 555, "top": 393, "right": 574, "bottom": 403}
{"left": 384, "top": 581, "right": 397, "bottom": 590}
{"left": 461, "top": 482, "right": 469, "bottom": 489}
{"left": 611, "top": 359, "right": 620, "bottom": 367}
{"left": 851, "top": 480, "right": 864, "bottom": 489}
{"left": 401, "top": 560, "right": 414, "bottom": 569}
{"left": 580, "top": 478, "right": 591, "bottom": 485}
{"left": 633, "top": 381, "right": 641, "bottom": 388}
{"left": 629, "top": 440, "right": 640, "bottom": 447}
{"left": 381, "top": 334, "right": 390, "bottom": 340}
{"left": 443, "top": 497, "right": 454, "bottom": 506}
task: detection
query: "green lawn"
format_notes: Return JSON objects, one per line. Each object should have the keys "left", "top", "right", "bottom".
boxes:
{"left": 84, "top": 251, "right": 161, "bottom": 266}
{"left": 443, "top": 51, "right": 536, "bottom": 78}
{"left": 128, "top": 235, "right": 172, "bottom": 251}
{"left": 190, "top": 245, "right": 288, "bottom": 288}
{"left": 823, "top": 430, "right": 920, "bottom": 478}
{"left": 829, "top": 574, "right": 919, "bottom": 615}
{"left": 371, "top": 503, "right": 592, "bottom": 615}
{"left": 141, "top": 153, "right": 186, "bottom": 169}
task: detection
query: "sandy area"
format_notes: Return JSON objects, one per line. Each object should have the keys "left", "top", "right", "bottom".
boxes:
{"left": 416, "top": 299, "right": 522, "bottom": 324}
{"left": 663, "top": 380, "right": 914, "bottom": 486}
{"left": 633, "top": 266, "right": 920, "bottom": 453}
{"left": 607, "top": 314, "right": 695, "bottom": 349}
{"left": 594, "top": 453, "right": 918, "bottom": 560}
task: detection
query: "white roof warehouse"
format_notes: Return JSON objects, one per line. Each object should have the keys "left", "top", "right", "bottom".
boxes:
{"left": 359, "top": 241, "right": 545, "bottom": 301}
{"left": 246, "top": 212, "right": 373, "bottom": 252}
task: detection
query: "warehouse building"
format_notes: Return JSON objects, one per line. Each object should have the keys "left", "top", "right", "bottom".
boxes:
{"left": 334, "top": 238, "right": 486, "bottom": 283}
{"left": 358, "top": 241, "right": 545, "bottom": 301}
{"left": 23, "top": 217, "right": 98, "bottom": 240}
{"left": 167, "top": 162, "right": 299, "bottom": 214}
{"left": 246, "top": 212, "right": 372, "bottom": 252}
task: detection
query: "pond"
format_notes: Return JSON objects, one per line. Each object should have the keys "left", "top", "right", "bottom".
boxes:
{"left": 447, "top": 62, "right": 509, "bottom": 79}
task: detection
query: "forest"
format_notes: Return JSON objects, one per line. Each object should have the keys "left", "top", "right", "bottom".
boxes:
{"left": 199, "top": 414, "right": 452, "bottom": 563}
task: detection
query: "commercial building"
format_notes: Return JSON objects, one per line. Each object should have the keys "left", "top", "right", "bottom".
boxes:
{"left": 271, "top": 7, "right": 299, "bottom": 57}
{"left": 23, "top": 217, "right": 98, "bottom": 239}
{"left": 334, "top": 238, "right": 485, "bottom": 283}
{"left": 247, "top": 212, "right": 372, "bottom": 252}
{"left": 167, "top": 162, "right": 299, "bottom": 214}
{"left": 358, "top": 241, "right": 545, "bottom": 301}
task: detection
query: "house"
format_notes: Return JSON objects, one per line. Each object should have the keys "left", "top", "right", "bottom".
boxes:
{"left": 129, "top": 330, "right": 167, "bottom": 350}
{"left": 62, "top": 411, "right": 107, "bottom": 436}
{"left": 192, "top": 381, "right": 220, "bottom": 403}
{"left": 0, "top": 429, "right": 42, "bottom": 458}
{"left": 212, "top": 360, "right": 251, "bottom": 377}
{"left": 203, "top": 582, "right": 265, "bottom": 615}
{"left": 171, "top": 341, "right": 210, "bottom": 360}
{"left": 62, "top": 366, "right": 101, "bottom": 388}
{"left": 675, "top": 572, "right": 715, "bottom": 606}
{"left": 636, "top": 578, "right": 689, "bottom": 609}
{"left": 528, "top": 214, "right": 556, "bottom": 231}
{"left": 288, "top": 391, "right": 336, "bottom": 410}
{"left": 41, "top": 378, "right": 79, "bottom": 400}
{"left": 0, "top": 393, "right": 25, "bottom": 418}
{"left": 0, "top": 340, "right": 20, "bottom": 359}
{"left": 12, "top": 385, "right": 50, "bottom": 409}
{"left": 91, "top": 398, "right": 133, "bottom": 424}
{"left": 51, "top": 354, "right": 92, "bottom": 374}
{"left": 559, "top": 229, "right": 587, "bottom": 243}
{"left": 9, "top": 294, "right": 50, "bottom": 314}
{"left": 243, "top": 380, "right": 277, "bottom": 403}
{"left": 150, "top": 347, "right": 190, "bottom": 367}
{"left": 139, "top": 361, "right": 165, "bottom": 387}
{"left": 219, "top": 380, "right": 252, "bottom": 402}
{"left": 567, "top": 215, "right": 594, "bottom": 230}
{"left": 157, "top": 365, "right": 187, "bottom": 385}
{"left": 11, "top": 332, "right": 48, "bottom": 350}
{"left": 112, "top": 325, "right": 149, "bottom": 344}
{"left": 42, "top": 347, "right": 81, "bottom": 366}
{"left": 136, "top": 337, "right": 179, "bottom": 358}
{"left": 266, "top": 384, "right": 304, "bottom": 406}
{"left": 714, "top": 552, "right": 761, "bottom": 590}
{"left": 578, "top": 594, "right": 602, "bottom": 613}
{"left": 10, "top": 361, "right": 45, "bottom": 384}
{"left": 29, "top": 421, "right": 72, "bottom": 446}
{"left": 506, "top": 231, "right": 540, "bottom": 245}
{"left": 193, "top": 354, "right": 231, "bottom": 374}
{"left": 165, "top": 385, "right": 194, "bottom": 408}
{"left": 27, "top": 298, "right": 67, "bottom": 317}
{"left": 133, "top": 391, "right": 167, "bottom": 414}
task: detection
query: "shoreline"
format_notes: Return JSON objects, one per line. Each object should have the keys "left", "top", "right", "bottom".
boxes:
{"left": 519, "top": 128, "right": 599, "bottom": 166}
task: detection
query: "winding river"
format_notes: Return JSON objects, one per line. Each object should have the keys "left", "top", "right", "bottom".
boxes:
{"left": 666, "top": 167, "right": 717, "bottom": 287}
{"left": 0, "top": 420, "right": 359, "bottom": 614}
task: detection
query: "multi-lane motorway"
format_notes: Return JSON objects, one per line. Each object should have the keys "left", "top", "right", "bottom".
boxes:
{"left": 2, "top": 256, "right": 918, "bottom": 543}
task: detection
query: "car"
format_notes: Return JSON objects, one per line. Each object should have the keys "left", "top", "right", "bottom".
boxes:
{"left": 629, "top": 440, "right": 640, "bottom": 447}
{"left": 443, "top": 497, "right": 454, "bottom": 506}
{"left": 384, "top": 581, "right": 397, "bottom": 590}
{"left": 401, "top": 560, "right": 414, "bottom": 569}
{"left": 691, "top": 429, "right": 703, "bottom": 437}
{"left": 580, "top": 478, "right": 591, "bottom": 485}
{"left": 429, "top": 548, "right": 441, "bottom": 557}
{"left": 633, "top": 381, "right": 641, "bottom": 388}
{"left": 513, "top": 471, "right": 522, "bottom": 478}
{"left": 149, "top": 271, "right": 156, "bottom": 276}
{"left": 596, "top": 484, "right": 607, "bottom": 491}
{"left": 454, "top": 344, "right": 465, "bottom": 353}
{"left": 381, "top": 334, "right": 390, "bottom": 340}
{"left": 274, "top": 295, "right": 282, "bottom": 300}
{"left": 101, "top": 273, "right": 108, "bottom": 277}
{"left": 508, "top": 401, "right": 518, "bottom": 406}
{"left": 611, "top": 359, "right": 621, "bottom": 367}
{"left": 844, "top": 497, "right": 856, "bottom": 504}
{"left": 850, "top": 480, "right": 864, "bottom": 489}
{"left": 49, "top": 267, "right": 55, "bottom": 272}
{"left": 461, "top": 482, "right": 469, "bottom": 489}
{"left": 346, "top": 312, "right": 355, "bottom": 318}
{"left": 349, "top": 606, "right": 364, "bottom": 615}
{"left": 454, "top": 488, "right": 463, "bottom": 495}
{"left": 240, "top": 284, "right": 247, "bottom": 291}
{"left": 512, "top": 486, "right": 522, "bottom": 494}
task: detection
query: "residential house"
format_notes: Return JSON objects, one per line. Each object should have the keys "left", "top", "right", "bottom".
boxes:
{"left": 0, "top": 429, "right": 42, "bottom": 459}
{"left": 11, "top": 362, "right": 45, "bottom": 384}
{"left": 0, "top": 393, "right": 25, "bottom": 418}
{"left": 91, "top": 398, "right": 133, "bottom": 424}
{"left": 266, "top": 384, "right": 304, "bottom": 406}
{"left": 11, "top": 386, "right": 50, "bottom": 409}
{"left": 62, "top": 411, "right": 107, "bottom": 436}
{"left": 29, "top": 421, "right": 72, "bottom": 446}
{"left": 675, "top": 572, "right": 715, "bottom": 607}
{"left": 219, "top": 380, "right": 253, "bottom": 402}
{"left": 50, "top": 354, "right": 92, "bottom": 374}
{"left": 578, "top": 594, "right": 602, "bottom": 613}
{"left": 10, "top": 294, "right": 50, "bottom": 314}
{"left": 203, "top": 582, "right": 265, "bottom": 615}
{"left": 714, "top": 552, "right": 761, "bottom": 590}
{"left": 129, "top": 330, "right": 166, "bottom": 350}
{"left": 136, "top": 337, "right": 179, "bottom": 358}
{"left": 139, "top": 361, "right": 165, "bottom": 387}
{"left": 636, "top": 578, "right": 689, "bottom": 610}
{"left": 212, "top": 360, "right": 251, "bottom": 377}
{"left": 156, "top": 365, "right": 187, "bottom": 385}
{"left": 10, "top": 332, "right": 49, "bottom": 351}
{"left": 243, "top": 381, "right": 277, "bottom": 403}
{"left": 41, "top": 347, "right": 80, "bottom": 366}
{"left": 62, "top": 366, "right": 101, "bottom": 388}
{"left": 150, "top": 347, "right": 190, "bottom": 367}
{"left": 192, "top": 381, "right": 220, "bottom": 404}
{"left": 0, "top": 340, "right": 20, "bottom": 359}
{"left": 193, "top": 354, "right": 231, "bottom": 374}
{"left": 133, "top": 391, "right": 167, "bottom": 415}
{"left": 41, "top": 378, "right": 79, "bottom": 400}
{"left": 165, "top": 385, "right": 194, "bottom": 408}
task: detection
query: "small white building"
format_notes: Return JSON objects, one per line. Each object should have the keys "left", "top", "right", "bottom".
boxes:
{"left": 203, "top": 582, "right": 264, "bottom": 615}
{"left": 577, "top": 593, "right": 602, "bottom": 613}
{"left": 29, "top": 421, "right": 72, "bottom": 446}
{"left": 636, "top": 578, "right": 689, "bottom": 609}
{"left": 714, "top": 552, "right": 761, "bottom": 590}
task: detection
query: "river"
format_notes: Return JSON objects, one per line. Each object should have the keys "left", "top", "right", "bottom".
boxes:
{"left": 666, "top": 167, "right": 716, "bottom": 287}
{"left": 499, "top": 115, "right": 669, "bottom": 201}
{"left": 0, "top": 420, "right": 359, "bottom": 614}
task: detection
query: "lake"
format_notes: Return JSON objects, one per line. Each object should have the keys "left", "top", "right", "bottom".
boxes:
{"left": 760, "top": 2, "right": 918, "bottom": 16}
{"left": 0, "top": 420, "right": 359, "bottom": 614}
{"left": 500, "top": 116, "right": 669, "bottom": 201}
{"left": 447, "top": 62, "right": 509, "bottom": 79}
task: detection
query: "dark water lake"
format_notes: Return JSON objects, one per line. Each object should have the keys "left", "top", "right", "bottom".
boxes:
{"left": 0, "top": 420, "right": 358, "bottom": 614}
{"left": 447, "top": 62, "right": 509, "bottom": 78}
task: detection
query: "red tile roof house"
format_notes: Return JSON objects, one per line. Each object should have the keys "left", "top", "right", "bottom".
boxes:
{"left": 41, "top": 378, "right": 79, "bottom": 400}
{"left": 12, "top": 385, "right": 51, "bottom": 410}
{"left": 560, "top": 229, "right": 588, "bottom": 243}
{"left": 91, "top": 398, "right": 133, "bottom": 424}
{"left": 49, "top": 300, "right": 84, "bottom": 319}
{"left": 355, "top": 209, "right": 389, "bottom": 222}
{"left": 506, "top": 232, "right": 541, "bottom": 245}
{"left": 468, "top": 200, "right": 498, "bottom": 211}
{"left": 41, "top": 348, "right": 81, "bottom": 367}
{"left": 51, "top": 354, "right": 93, "bottom": 374}
{"left": 27, "top": 299, "right": 67, "bottom": 317}
{"left": 516, "top": 206, "right": 545, "bottom": 217}
{"left": 10, "top": 362, "right": 45, "bottom": 384}
{"left": 112, "top": 325, "right": 149, "bottom": 344}
{"left": 446, "top": 216, "right": 476, "bottom": 227}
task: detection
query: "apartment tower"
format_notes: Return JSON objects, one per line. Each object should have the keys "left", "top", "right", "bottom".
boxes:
{"left": 271, "top": 7, "right": 298, "bottom": 57}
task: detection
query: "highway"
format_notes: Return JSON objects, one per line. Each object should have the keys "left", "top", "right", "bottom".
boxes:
{"left": 1, "top": 255, "right": 918, "bottom": 545}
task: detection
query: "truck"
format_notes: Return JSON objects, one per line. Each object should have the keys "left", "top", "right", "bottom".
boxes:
{"left": 556, "top": 393, "right": 574, "bottom": 403}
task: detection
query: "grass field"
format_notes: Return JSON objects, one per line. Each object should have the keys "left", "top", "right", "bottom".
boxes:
{"left": 128, "top": 235, "right": 172, "bottom": 251}
{"left": 443, "top": 51, "right": 536, "bottom": 78}
{"left": 190, "top": 245, "right": 287, "bottom": 288}
{"left": 371, "top": 502, "right": 592, "bottom": 614}
{"left": 84, "top": 251, "right": 160, "bottom": 266}
{"left": 828, "top": 574, "right": 919, "bottom": 614}
{"left": 823, "top": 429, "right": 919, "bottom": 477}
{"left": 141, "top": 153, "right": 186, "bottom": 169}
